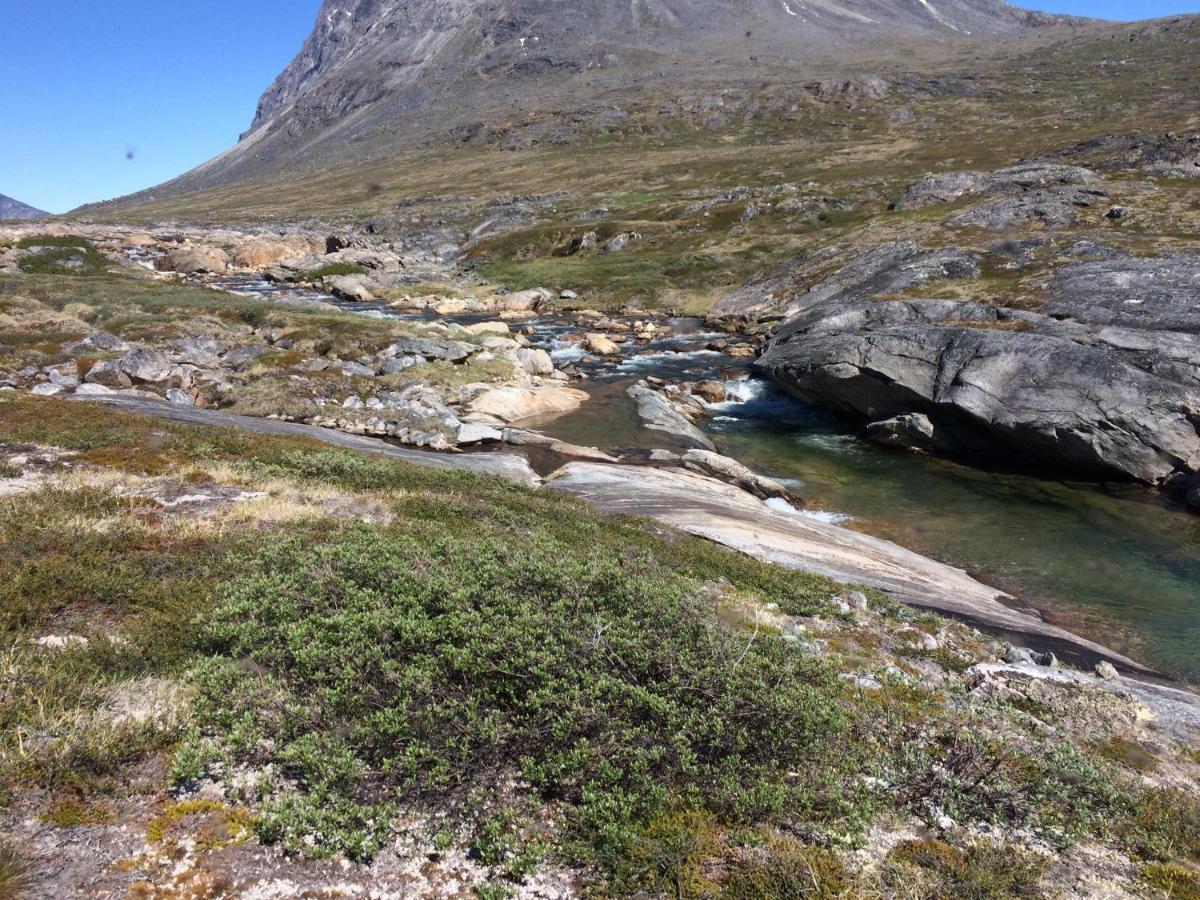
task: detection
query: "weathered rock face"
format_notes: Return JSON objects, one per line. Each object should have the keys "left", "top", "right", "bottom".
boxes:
{"left": 893, "top": 163, "right": 1100, "bottom": 210}
{"left": 755, "top": 255, "right": 1200, "bottom": 484}
{"left": 156, "top": 246, "right": 230, "bottom": 275}
{"left": 710, "top": 241, "right": 981, "bottom": 323}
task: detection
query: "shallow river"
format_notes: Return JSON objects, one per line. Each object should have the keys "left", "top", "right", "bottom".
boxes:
{"left": 227, "top": 277, "right": 1200, "bottom": 682}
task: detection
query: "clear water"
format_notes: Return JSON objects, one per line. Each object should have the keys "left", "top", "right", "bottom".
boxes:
{"left": 707, "top": 381, "right": 1200, "bottom": 682}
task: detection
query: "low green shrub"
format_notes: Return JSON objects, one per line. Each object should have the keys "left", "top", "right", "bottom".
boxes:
{"left": 180, "top": 526, "right": 849, "bottom": 865}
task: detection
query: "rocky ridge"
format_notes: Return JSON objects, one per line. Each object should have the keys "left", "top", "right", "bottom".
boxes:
{"left": 0, "top": 192, "right": 50, "bottom": 221}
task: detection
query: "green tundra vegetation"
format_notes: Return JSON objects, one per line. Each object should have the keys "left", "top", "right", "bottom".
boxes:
{"left": 2, "top": 392, "right": 1199, "bottom": 896}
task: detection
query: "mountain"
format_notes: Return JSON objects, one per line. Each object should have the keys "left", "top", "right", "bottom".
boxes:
{"left": 247, "top": 0, "right": 1061, "bottom": 141}
{"left": 90, "top": 0, "right": 1084, "bottom": 214}
{"left": 0, "top": 193, "right": 50, "bottom": 221}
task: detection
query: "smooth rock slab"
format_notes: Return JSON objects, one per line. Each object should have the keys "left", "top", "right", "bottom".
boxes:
{"left": 467, "top": 386, "right": 588, "bottom": 424}
{"left": 546, "top": 462, "right": 1153, "bottom": 674}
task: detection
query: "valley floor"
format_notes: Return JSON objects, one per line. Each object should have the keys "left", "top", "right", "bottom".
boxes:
{"left": 1, "top": 229, "right": 1200, "bottom": 898}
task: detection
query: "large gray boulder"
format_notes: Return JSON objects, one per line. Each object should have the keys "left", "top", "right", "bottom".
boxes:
{"left": 626, "top": 382, "right": 715, "bottom": 451}
{"left": 755, "top": 256, "right": 1200, "bottom": 485}
{"left": 383, "top": 337, "right": 476, "bottom": 363}
{"left": 118, "top": 349, "right": 173, "bottom": 384}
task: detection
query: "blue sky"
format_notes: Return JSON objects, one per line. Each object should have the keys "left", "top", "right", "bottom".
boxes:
{"left": 0, "top": 0, "right": 1194, "bottom": 214}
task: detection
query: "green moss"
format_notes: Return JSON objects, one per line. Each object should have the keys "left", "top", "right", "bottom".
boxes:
{"left": 41, "top": 795, "right": 114, "bottom": 828}
{"left": 723, "top": 836, "right": 849, "bottom": 899}
{"left": 890, "top": 839, "right": 1047, "bottom": 899}
{"left": 147, "top": 799, "right": 259, "bottom": 851}
{"left": 1095, "top": 736, "right": 1159, "bottom": 774}
{"left": 1141, "top": 862, "right": 1200, "bottom": 900}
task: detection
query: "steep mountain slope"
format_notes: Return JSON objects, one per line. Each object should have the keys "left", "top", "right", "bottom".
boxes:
{"left": 0, "top": 193, "right": 49, "bottom": 221}
{"left": 94, "top": 0, "right": 1080, "bottom": 209}
{"left": 248, "top": 0, "right": 1058, "bottom": 138}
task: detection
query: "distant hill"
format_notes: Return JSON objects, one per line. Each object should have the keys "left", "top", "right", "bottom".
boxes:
{"left": 0, "top": 193, "right": 49, "bottom": 221}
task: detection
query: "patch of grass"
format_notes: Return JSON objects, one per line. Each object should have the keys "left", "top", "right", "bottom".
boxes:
{"left": 889, "top": 839, "right": 1047, "bottom": 899}
{"left": 1095, "top": 735, "right": 1159, "bottom": 774}
{"left": 1141, "top": 862, "right": 1200, "bottom": 900}
{"left": 0, "top": 841, "right": 32, "bottom": 900}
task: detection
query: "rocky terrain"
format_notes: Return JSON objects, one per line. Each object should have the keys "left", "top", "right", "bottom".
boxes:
{"left": 0, "top": 193, "right": 49, "bottom": 221}
{"left": 3, "top": 384, "right": 1200, "bottom": 898}
{"left": 3, "top": 0, "right": 1200, "bottom": 896}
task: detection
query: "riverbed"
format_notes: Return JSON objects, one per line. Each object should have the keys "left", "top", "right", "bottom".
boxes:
{"left": 220, "top": 274, "right": 1200, "bottom": 682}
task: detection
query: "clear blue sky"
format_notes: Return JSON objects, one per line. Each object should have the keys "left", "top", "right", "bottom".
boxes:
{"left": 0, "top": 0, "right": 1194, "bottom": 214}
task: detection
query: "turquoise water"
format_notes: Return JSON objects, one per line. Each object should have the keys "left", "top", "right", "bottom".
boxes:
{"left": 707, "top": 386, "right": 1200, "bottom": 682}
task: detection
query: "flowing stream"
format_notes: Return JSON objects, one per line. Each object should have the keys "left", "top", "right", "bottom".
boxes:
{"left": 221, "top": 275, "right": 1200, "bottom": 682}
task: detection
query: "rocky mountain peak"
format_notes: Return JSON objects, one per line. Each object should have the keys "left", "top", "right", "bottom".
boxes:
{"left": 0, "top": 193, "right": 50, "bottom": 221}
{"left": 245, "top": 0, "right": 1067, "bottom": 139}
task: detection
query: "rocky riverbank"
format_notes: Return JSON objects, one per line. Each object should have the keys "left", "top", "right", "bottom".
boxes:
{"left": 707, "top": 152, "right": 1200, "bottom": 513}
{"left": 3, "top": 390, "right": 1200, "bottom": 899}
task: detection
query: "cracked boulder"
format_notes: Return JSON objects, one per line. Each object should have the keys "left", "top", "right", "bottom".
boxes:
{"left": 756, "top": 257, "right": 1200, "bottom": 484}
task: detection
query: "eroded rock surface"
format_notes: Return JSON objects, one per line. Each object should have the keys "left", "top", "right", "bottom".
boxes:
{"left": 753, "top": 249, "right": 1200, "bottom": 485}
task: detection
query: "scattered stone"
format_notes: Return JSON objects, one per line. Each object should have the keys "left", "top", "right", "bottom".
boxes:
{"left": 69, "top": 331, "right": 127, "bottom": 353}
{"left": 119, "top": 349, "right": 173, "bottom": 384}
{"left": 1095, "top": 661, "right": 1120, "bottom": 681}
{"left": 692, "top": 381, "right": 727, "bottom": 404}
{"left": 165, "top": 388, "right": 194, "bottom": 407}
{"left": 379, "top": 356, "right": 425, "bottom": 375}
{"left": 457, "top": 422, "right": 504, "bottom": 444}
{"left": 73, "top": 383, "right": 115, "bottom": 396}
{"left": 340, "top": 361, "right": 377, "bottom": 378}
{"left": 516, "top": 347, "right": 554, "bottom": 376}
{"left": 222, "top": 346, "right": 269, "bottom": 371}
{"left": 326, "top": 274, "right": 376, "bottom": 302}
